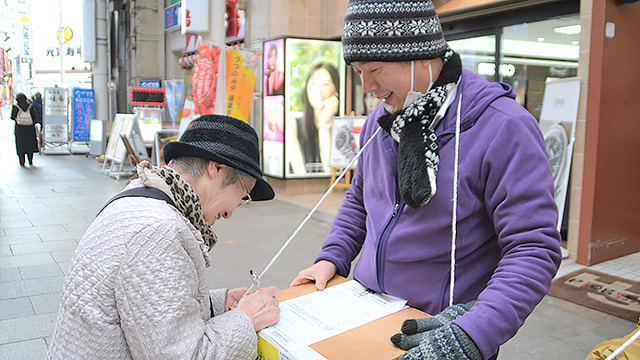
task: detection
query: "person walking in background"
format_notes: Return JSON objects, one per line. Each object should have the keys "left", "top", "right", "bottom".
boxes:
{"left": 291, "top": 0, "right": 562, "bottom": 359}
{"left": 10, "top": 93, "right": 39, "bottom": 166}
{"left": 47, "top": 115, "right": 281, "bottom": 360}
{"left": 31, "top": 92, "right": 43, "bottom": 124}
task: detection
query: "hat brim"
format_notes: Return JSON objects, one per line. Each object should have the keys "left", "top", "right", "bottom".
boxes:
{"left": 163, "top": 142, "right": 275, "bottom": 201}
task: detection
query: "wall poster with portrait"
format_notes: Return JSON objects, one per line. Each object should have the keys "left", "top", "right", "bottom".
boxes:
{"left": 262, "top": 37, "right": 345, "bottom": 179}
{"left": 262, "top": 38, "right": 286, "bottom": 178}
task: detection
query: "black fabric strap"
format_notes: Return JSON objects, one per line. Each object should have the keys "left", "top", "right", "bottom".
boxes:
{"left": 97, "top": 187, "right": 176, "bottom": 216}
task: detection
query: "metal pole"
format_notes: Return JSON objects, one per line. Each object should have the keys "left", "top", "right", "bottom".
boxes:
{"left": 59, "top": 0, "right": 64, "bottom": 84}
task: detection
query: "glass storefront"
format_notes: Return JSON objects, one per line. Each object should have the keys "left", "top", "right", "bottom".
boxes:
{"left": 448, "top": 15, "right": 580, "bottom": 120}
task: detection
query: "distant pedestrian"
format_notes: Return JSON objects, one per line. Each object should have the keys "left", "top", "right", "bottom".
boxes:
{"left": 10, "top": 93, "right": 39, "bottom": 166}
{"left": 31, "top": 92, "right": 43, "bottom": 124}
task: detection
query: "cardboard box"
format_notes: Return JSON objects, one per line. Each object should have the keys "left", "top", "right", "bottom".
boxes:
{"left": 257, "top": 276, "right": 430, "bottom": 359}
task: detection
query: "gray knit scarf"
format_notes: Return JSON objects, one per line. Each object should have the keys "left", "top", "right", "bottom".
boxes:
{"left": 378, "top": 49, "right": 462, "bottom": 208}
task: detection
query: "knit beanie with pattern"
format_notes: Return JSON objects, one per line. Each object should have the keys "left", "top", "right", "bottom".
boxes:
{"left": 342, "top": 0, "right": 447, "bottom": 64}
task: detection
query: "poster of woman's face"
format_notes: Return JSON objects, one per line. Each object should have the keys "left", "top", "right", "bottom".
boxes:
{"left": 263, "top": 39, "right": 285, "bottom": 97}
{"left": 284, "top": 38, "right": 344, "bottom": 178}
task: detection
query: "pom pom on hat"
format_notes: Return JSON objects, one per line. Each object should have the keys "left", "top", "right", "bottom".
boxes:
{"left": 342, "top": 0, "right": 447, "bottom": 64}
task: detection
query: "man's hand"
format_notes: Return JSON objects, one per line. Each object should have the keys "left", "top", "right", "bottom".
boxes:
{"left": 237, "top": 286, "right": 280, "bottom": 332}
{"left": 290, "top": 260, "right": 337, "bottom": 291}
{"left": 390, "top": 301, "right": 481, "bottom": 360}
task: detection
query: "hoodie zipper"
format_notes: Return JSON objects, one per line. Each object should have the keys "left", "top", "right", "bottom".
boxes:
{"left": 376, "top": 133, "right": 403, "bottom": 292}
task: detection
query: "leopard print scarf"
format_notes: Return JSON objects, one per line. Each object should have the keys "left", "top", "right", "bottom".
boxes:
{"left": 140, "top": 162, "right": 218, "bottom": 252}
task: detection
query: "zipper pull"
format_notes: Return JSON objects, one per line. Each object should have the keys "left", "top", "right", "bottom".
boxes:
{"left": 392, "top": 203, "right": 400, "bottom": 217}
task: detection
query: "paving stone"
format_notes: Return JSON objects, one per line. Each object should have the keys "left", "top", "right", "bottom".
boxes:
{"left": 18, "top": 263, "right": 64, "bottom": 280}
{"left": 0, "top": 276, "right": 65, "bottom": 300}
{"left": 0, "top": 246, "right": 11, "bottom": 257}
{"left": 0, "top": 298, "right": 35, "bottom": 320}
{"left": 0, "top": 253, "right": 55, "bottom": 269}
{"left": 0, "top": 267, "right": 21, "bottom": 283}
{"left": 0, "top": 313, "right": 57, "bottom": 344}
{"left": 0, "top": 338, "right": 49, "bottom": 360}
{"left": 11, "top": 240, "right": 78, "bottom": 256}
{"left": 30, "top": 293, "right": 61, "bottom": 315}
{"left": 51, "top": 250, "right": 75, "bottom": 263}
{"left": 3, "top": 225, "right": 67, "bottom": 237}
{"left": 0, "top": 234, "right": 41, "bottom": 246}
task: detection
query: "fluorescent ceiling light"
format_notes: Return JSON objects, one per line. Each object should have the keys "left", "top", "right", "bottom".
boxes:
{"left": 554, "top": 25, "right": 581, "bottom": 35}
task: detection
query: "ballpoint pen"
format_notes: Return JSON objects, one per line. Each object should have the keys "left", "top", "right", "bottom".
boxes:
{"left": 235, "top": 269, "right": 261, "bottom": 307}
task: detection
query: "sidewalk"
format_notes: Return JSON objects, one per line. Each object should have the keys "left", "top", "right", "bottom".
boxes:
{"left": 1, "top": 111, "right": 637, "bottom": 359}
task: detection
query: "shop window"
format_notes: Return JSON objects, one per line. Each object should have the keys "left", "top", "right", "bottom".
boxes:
{"left": 447, "top": 15, "right": 579, "bottom": 120}
{"left": 501, "top": 16, "right": 579, "bottom": 119}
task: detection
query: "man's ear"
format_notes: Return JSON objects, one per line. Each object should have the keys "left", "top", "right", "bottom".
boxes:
{"left": 206, "top": 161, "right": 221, "bottom": 180}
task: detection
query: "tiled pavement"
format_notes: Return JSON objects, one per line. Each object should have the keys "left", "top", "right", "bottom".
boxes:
{"left": 0, "top": 107, "right": 638, "bottom": 359}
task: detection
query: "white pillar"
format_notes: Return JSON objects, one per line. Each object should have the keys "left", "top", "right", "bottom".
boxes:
{"left": 93, "top": 0, "right": 110, "bottom": 122}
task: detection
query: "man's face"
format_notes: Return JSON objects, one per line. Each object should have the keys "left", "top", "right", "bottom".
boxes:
{"left": 200, "top": 165, "right": 256, "bottom": 225}
{"left": 351, "top": 61, "right": 419, "bottom": 114}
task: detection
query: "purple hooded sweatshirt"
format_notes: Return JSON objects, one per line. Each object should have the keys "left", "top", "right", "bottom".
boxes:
{"left": 316, "top": 69, "right": 562, "bottom": 359}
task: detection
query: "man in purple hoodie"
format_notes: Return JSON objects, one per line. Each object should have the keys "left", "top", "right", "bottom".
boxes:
{"left": 291, "top": 1, "right": 562, "bottom": 359}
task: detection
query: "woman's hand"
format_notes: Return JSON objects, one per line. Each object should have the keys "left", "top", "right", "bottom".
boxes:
{"left": 237, "top": 286, "right": 280, "bottom": 331}
{"left": 225, "top": 287, "right": 250, "bottom": 311}
{"left": 319, "top": 95, "right": 339, "bottom": 130}
{"left": 290, "top": 260, "right": 337, "bottom": 291}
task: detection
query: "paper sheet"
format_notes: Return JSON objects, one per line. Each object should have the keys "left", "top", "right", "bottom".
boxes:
{"left": 259, "top": 280, "right": 407, "bottom": 352}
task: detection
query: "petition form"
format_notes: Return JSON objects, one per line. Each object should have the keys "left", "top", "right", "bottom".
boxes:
{"left": 259, "top": 280, "right": 407, "bottom": 352}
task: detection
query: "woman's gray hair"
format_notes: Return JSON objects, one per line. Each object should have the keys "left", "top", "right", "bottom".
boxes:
{"left": 168, "top": 156, "right": 247, "bottom": 187}
{"left": 168, "top": 156, "right": 209, "bottom": 179}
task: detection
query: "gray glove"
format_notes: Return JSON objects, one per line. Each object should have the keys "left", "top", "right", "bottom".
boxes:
{"left": 390, "top": 301, "right": 481, "bottom": 360}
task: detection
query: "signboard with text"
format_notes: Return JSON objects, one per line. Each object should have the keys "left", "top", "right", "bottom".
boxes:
{"left": 72, "top": 88, "right": 94, "bottom": 142}
{"left": 43, "top": 87, "right": 69, "bottom": 143}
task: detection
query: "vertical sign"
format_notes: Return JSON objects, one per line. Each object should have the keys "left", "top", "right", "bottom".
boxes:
{"left": 72, "top": 88, "right": 94, "bottom": 141}
{"left": 22, "top": 18, "right": 32, "bottom": 59}
{"left": 43, "top": 87, "right": 69, "bottom": 143}
{"left": 165, "top": 2, "right": 181, "bottom": 31}
{"left": 226, "top": 48, "right": 258, "bottom": 123}
{"left": 181, "top": 0, "right": 209, "bottom": 34}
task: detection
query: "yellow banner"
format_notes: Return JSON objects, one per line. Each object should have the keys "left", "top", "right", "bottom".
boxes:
{"left": 226, "top": 49, "right": 259, "bottom": 123}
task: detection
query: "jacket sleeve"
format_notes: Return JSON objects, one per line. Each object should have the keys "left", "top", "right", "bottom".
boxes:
{"left": 453, "top": 98, "right": 563, "bottom": 358}
{"left": 209, "top": 288, "right": 228, "bottom": 316}
{"left": 114, "top": 221, "right": 257, "bottom": 360}
{"left": 315, "top": 117, "right": 377, "bottom": 277}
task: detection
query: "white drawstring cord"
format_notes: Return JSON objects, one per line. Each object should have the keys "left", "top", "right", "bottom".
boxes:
{"left": 238, "top": 127, "right": 383, "bottom": 303}
{"left": 604, "top": 330, "right": 640, "bottom": 360}
{"left": 449, "top": 93, "right": 462, "bottom": 307}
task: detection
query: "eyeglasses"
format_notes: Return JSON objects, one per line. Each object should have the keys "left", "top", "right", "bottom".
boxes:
{"left": 235, "top": 168, "right": 252, "bottom": 206}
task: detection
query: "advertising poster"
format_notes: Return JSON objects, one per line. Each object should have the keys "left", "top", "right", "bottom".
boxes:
{"left": 165, "top": 79, "right": 184, "bottom": 128}
{"left": 539, "top": 77, "right": 580, "bottom": 232}
{"left": 226, "top": 48, "right": 259, "bottom": 123}
{"left": 72, "top": 88, "right": 94, "bottom": 142}
{"left": 329, "top": 116, "right": 366, "bottom": 168}
{"left": 284, "top": 38, "right": 344, "bottom": 178}
{"left": 264, "top": 38, "right": 284, "bottom": 97}
{"left": 263, "top": 96, "right": 284, "bottom": 178}
{"left": 190, "top": 42, "right": 221, "bottom": 116}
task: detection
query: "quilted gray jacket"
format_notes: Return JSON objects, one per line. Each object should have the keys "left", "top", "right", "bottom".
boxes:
{"left": 47, "top": 175, "right": 257, "bottom": 359}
